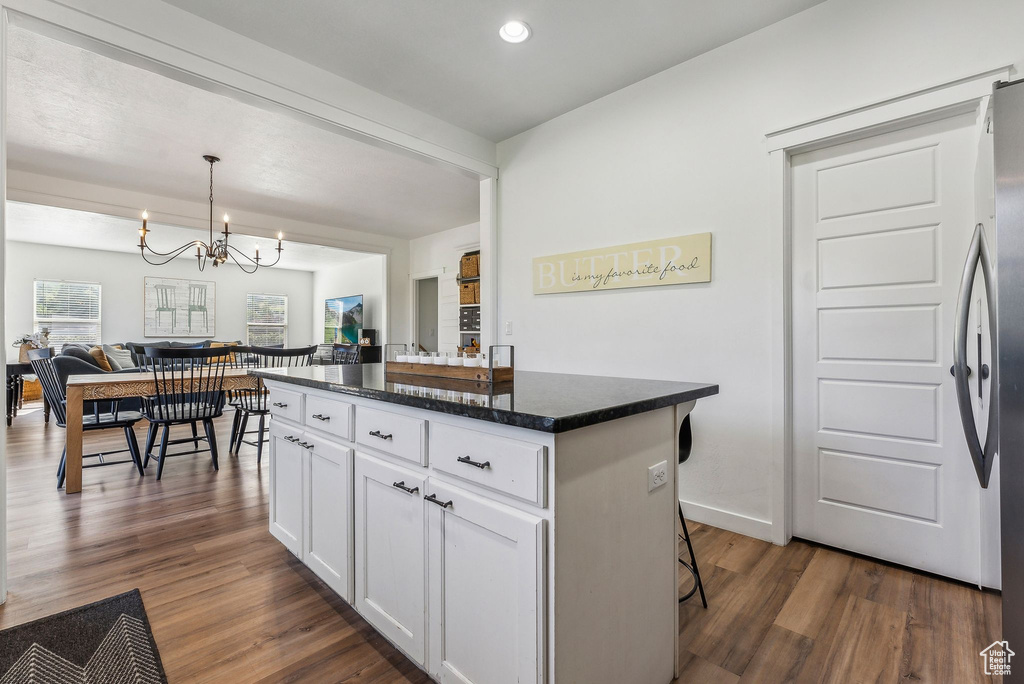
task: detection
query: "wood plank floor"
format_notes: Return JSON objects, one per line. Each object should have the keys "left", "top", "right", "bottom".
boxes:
{"left": 677, "top": 522, "right": 1002, "bottom": 683}
{"left": 1, "top": 402, "right": 1002, "bottom": 683}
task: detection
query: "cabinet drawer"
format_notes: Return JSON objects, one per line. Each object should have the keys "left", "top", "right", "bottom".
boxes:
{"left": 304, "top": 394, "right": 354, "bottom": 441}
{"left": 430, "top": 422, "right": 546, "bottom": 506}
{"left": 356, "top": 405, "right": 427, "bottom": 466}
{"left": 268, "top": 387, "right": 304, "bottom": 423}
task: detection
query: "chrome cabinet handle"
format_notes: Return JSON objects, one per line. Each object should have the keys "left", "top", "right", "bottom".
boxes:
{"left": 953, "top": 223, "right": 999, "bottom": 488}
{"left": 283, "top": 435, "right": 300, "bottom": 442}
{"left": 392, "top": 481, "right": 419, "bottom": 495}
{"left": 457, "top": 455, "right": 491, "bottom": 470}
{"left": 312, "top": 413, "right": 330, "bottom": 421}
{"left": 369, "top": 430, "right": 393, "bottom": 441}
{"left": 272, "top": 402, "right": 288, "bottom": 408}
{"left": 298, "top": 441, "right": 314, "bottom": 450}
{"left": 424, "top": 493, "right": 453, "bottom": 509}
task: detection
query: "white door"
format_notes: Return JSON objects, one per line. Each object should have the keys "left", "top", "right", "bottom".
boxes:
{"left": 425, "top": 479, "right": 544, "bottom": 684}
{"left": 354, "top": 452, "right": 427, "bottom": 664}
{"left": 792, "top": 110, "right": 986, "bottom": 583}
{"left": 304, "top": 439, "right": 353, "bottom": 601}
{"left": 269, "top": 423, "right": 305, "bottom": 557}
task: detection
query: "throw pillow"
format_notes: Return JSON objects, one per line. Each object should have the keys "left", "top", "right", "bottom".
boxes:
{"left": 102, "top": 344, "right": 136, "bottom": 370}
{"left": 209, "top": 341, "right": 238, "bottom": 364}
{"left": 88, "top": 346, "right": 113, "bottom": 372}
{"left": 61, "top": 346, "right": 102, "bottom": 368}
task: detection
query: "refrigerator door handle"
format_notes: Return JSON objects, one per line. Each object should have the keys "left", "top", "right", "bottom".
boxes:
{"left": 954, "top": 223, "right": 999, "bottom": 488}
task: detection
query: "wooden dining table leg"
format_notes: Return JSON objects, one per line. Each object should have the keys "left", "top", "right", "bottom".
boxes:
{"left": 65, "top": 384, "right": 84, "bottom": 494}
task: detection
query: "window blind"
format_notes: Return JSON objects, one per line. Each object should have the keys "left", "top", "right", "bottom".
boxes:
{"left": 246, "top": 293, "right": 288, "bottom": 346}
{"left": 33, "top": 280, "right": 102, "bottom": 348}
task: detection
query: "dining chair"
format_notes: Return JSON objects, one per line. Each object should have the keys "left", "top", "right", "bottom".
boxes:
{"left": 332, "top": 343, "right": 361, "bottom": 365}
{"left": 677, "top": 413, "right": 708, "bottom": 608}
{"left": 229, "top": 344, "right": 317, "bottom": 462}
{"left": 28, "top": 348, "right": 145, "bottom": 489}
{"left": 139, "top": 346, "right": 229, "bottom": 480}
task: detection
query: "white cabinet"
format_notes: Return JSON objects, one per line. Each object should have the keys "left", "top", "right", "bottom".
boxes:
{"left": 304, "top": 438, "right": 353, "bottom": 601}
{"left": 354, "top": 452, "right": 428, "bottom": 664}
{"left": 269, "top": 422, "right": 305, "bottom": 556}
{"left": 425, "top": 479, "right": 544, "bottom": 684}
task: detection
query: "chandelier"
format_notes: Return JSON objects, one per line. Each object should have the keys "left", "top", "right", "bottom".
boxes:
{"left": 138, "top": 155, "right": 283, "bottom": 273}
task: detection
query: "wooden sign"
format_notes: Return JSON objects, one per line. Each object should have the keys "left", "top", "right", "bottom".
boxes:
{"left": 533, "top": 233, "right": 712, "bottom": 294}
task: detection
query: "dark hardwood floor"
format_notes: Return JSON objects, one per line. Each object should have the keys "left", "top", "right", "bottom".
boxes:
{"left": 1, "top": 401, "right": 1002, "bottom": 683}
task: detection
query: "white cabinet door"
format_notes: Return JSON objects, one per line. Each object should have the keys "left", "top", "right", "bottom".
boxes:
{"left": 354, "top": 452, "right": 428, "bottom": 664}
{"left": 304, "top": 438, "right": 353, "bottom": 602}
{"left": 426, "top": 479, "right": 544, "bottom": 684}
{"left": 269, "top": 422, "right": 306, "bottom": 557}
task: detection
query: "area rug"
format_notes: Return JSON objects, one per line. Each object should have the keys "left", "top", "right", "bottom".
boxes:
{"left": 0, "top": 589, "right": 168, "bottom": 683}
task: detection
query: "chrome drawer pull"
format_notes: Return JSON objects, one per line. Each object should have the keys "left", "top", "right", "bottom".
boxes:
{"left": 284, "top": 435, "right": 299, "bottom": 442}
{"left": 457, "top": 455, "right": 491, "bottom": 470}
{"left": 392, "top": 481, "right": 419, "bottom": 495}
{"left": 312, "top": 413, "right": 330, "bottom": 421}
{"left": 299, "top": 441, "right": 314, "bottom": 450}
{"left": 369, "top": 430, "right": 393, "bottom": 441}
{"left": 424, "top": 493, "right": 453, "bottom": 509}
{"left": 272, "top": 402, "right": 288, "bottom": 408}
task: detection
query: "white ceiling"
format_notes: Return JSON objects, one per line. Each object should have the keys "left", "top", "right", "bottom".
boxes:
{"left": 161, "top": 0, "right": 825, "bottom": 141}
{"left": 5, "top": 201, "right": 372, "bottom": 272}
{"left": 6, "top": 25, "right": 480, "bottom": 240}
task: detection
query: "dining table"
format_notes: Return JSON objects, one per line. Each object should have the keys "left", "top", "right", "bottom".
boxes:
{"left": 63, "top": 367, "right": 260, "bottom": 494}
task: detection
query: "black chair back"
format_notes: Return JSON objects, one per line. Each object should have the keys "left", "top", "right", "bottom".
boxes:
{"left": 232, "top": 345, "right": 317, "bottom": 413}
{"left": 332, "top": 343, "right": 360, "bottom": 365}
{"left": 28, "top": 348, "right": 67, "bottom": 426}
{"left": 251, "top": 344, "right": 317, "bottom": 368}
{"left": 142, "top": 346, "right": 229, "bottom": 422}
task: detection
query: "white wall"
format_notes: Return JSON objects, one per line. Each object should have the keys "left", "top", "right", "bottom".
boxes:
{"left": 409, "top": 221, "right": 479, "bottom": 274}
{"left": 312, "top": 254, "right": 386, "bottom": 344}
{"left": 495, "top": 0, "right": 1024, "bottom": 539}
{"left": 5, "top": 241, "right": 313, "bottom": 349}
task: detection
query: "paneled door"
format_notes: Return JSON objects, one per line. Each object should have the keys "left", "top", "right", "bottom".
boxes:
{"left": 269, "top": 422, "right": 305, "bottom": 557}
{"left": 792, "top": 110, "right": 985, "bottom": 583}
{"left": 425, "top": 479, "right": 544, "bottom": 684}
{"left": 354, "top": 452, "right": 428, "bottom": 664}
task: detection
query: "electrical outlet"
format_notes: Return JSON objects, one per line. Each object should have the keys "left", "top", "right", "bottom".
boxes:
{"left": 505, "top": 320, "right": 513, "bottom": 335}
{"left": 648, "top": 460, "right": 668, "bottom": 492}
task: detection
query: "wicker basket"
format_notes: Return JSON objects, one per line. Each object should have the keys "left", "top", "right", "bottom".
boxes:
{"left": 460, "top": 282, "right": 479, "bottom": 305}
{"left": 460, "top": 253, "right": 480, "bottom": 278}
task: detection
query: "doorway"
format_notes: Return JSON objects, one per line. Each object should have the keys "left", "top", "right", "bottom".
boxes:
{"left": 416, "top": 277, "right": 439, "bottom": 352}
{"left": 790, "top": 109, "right": 991, "bottom": 584}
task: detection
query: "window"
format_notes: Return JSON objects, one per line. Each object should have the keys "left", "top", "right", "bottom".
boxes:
{"left": 33, "top": 280, "right": 102, "bottom": 348}
{"left": 247, "top": 293, "right": 288, "bottom": 346}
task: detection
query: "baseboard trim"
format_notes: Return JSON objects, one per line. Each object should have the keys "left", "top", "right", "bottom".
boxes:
{"left": 679, "top": 499, "right": 774, "bottom": 543}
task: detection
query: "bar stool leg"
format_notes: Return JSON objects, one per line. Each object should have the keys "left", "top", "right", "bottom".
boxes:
{"left": 678, "top": 503, "right": 708, "bottom": 608}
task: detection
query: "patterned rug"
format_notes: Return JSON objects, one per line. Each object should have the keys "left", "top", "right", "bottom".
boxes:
{"left": 0, "top": 589, "right": 167, "bottom": 683}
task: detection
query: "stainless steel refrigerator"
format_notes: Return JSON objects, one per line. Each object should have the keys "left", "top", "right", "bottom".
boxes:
{"left": 957, "top": 77, "right": 1024, "bottom": 680}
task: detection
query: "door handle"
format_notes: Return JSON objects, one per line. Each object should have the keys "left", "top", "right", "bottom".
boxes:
{"left": 424, "top": 493, "right": 453, "bottom": 509}
{"left": 392, "top": 481, "right": 419, "bottom": 495}
{"left": 457, "top": 455, "right": 491, "bottom": 469}
{"left": 272, "top": 402, "right": 288, "bottom": 408}
{"left": 283, "top": 435, "right": 299, "bottom": 442}
{"left": 953, "top": 223, "right": 999, "bottom": 488}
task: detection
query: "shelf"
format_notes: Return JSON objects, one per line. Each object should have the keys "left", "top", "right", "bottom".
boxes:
{"left": 460, "top": 303, "right": 481, "bottom": 308}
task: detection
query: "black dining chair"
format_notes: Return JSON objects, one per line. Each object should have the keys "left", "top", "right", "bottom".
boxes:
{"left": 129, "top": 343, "right": 204, "bottom": 454}
{"left": 678, "top": 413, "right": 708, "bottom": 608}
{"left": 139, "top": 346, "right": 229, "bottom": 480}
{"left": 28, "top": 348, "right": 145, "bottom": 489}
{"left": 332, "top": 343, "right": 361, "bottom": 365}
{"left": 229, "top": 345, "right": 317, "bottom": 462}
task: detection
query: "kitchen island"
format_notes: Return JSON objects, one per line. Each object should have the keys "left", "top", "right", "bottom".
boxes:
{"left": 253, "top": 364, "right": 718, "bottom": 684}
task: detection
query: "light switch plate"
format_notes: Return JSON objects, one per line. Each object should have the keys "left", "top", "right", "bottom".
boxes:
{"left": 648, "top": 460, "right": 668, "bottom": 492}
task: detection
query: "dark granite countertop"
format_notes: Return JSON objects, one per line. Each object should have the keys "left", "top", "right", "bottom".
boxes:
{"left": 251, "top": 365, "right": 718, "bottom": 433}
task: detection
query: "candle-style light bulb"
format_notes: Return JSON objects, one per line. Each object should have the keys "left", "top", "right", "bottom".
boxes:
{"left": 278, "top": 232, "right": 283, "bottom": 240}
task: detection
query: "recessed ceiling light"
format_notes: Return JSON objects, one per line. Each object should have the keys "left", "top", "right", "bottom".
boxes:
{"left": 499, "top": 20, "right": 531, "bottom": 44}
